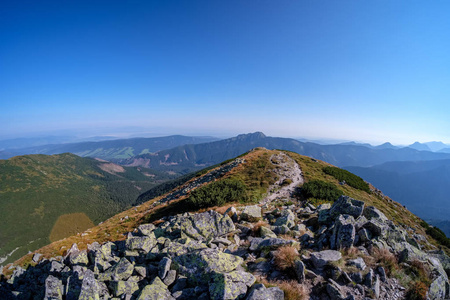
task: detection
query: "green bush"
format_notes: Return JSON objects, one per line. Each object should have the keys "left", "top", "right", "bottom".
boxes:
{"left": 186, "top": 178, "right": 248, "bottom": 209}
{"left": 300, "top": 180, "right": 343, "bottom": 202}
{"left": 323, "top": 166, "right": 370, "bottom": 193}
{"left": 421, "top": 220, "right": 450, "bottom": 248}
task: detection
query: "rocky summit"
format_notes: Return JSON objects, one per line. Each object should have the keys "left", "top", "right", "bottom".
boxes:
{"left": 1, "top": 149, "right": 450, "bottom": 300}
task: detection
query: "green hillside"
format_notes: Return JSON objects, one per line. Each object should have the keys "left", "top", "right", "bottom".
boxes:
{"left": 0, "top": 153, "right": 175, "bottom": 265}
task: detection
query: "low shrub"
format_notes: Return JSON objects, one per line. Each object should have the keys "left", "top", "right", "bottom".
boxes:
{"left": 420, "top": 220, "right": 450, "bottom": 248}
{"left": 406, "top": 281, "right": 428, "bottom": 300}
{"left": 186, "top": 178, "right": 247, "bottom": 209}
{"left": 300, "top": 180, "right": 343, "bottom": 202}
{"left": 323, "top": 166, "right": 370, "bottom": 192}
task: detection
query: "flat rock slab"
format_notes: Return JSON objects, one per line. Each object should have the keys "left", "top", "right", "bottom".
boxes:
{"left": 311, "top": 250, "right": 342, "bottom": 270}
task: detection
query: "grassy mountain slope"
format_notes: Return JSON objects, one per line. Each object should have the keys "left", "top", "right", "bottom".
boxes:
{"left": 0, "top": 153, "right": 176, "bottom": 265}
{"left": 120, "top": 132, "right": 450, "bottom": 172}
{"left": 8, "top": 148, "right": 439, "bottom": 273}
{"left": 1, "top": 135, "right": 219, "bottom": 160}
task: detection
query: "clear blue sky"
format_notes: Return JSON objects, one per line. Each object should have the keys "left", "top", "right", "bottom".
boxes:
{"left": 1, "top": 0, "right": 449, "bottom": 144}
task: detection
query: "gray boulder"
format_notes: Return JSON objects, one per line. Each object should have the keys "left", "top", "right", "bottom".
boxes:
{"left": 363, "top": 206, "right": 388, "bottom": 221}
{"left": 137, "top": 277, "right": 175, "bottom": 300}
{"left": 173, "top": 248, "right": 243, "bottom": 285}
{"left": 274, "top": 209, "right": 295, "bottom": 228}
{"left": 329, "top": 196, "right": 364, "bottom": 219}
{"left": 158, "top": 257, "right": 172, "bottom": 280}
{"left": 44, "top": 275, "right": 63, "bottom": 300}
{"left": 249, "top": 238, "right": 293, "bottom": 251}
{"left": 180, "top": 210, "right": 235, "bottom": 241}
{"left": 78, "top": 270, "right": 100, "bottom": 300}
{"left": 310, "top": 250, "right": 342, "bottom": 270}
{"left": 126, "top": 233, "right": 157, "bottom": 253}
{"left": 245, "top": 283, "right": 284, "bottom": 300}
{"left": 294, "top": 259, "right": 305, "bottom": 283}
{"left": 241, "top": 205, "right": 262, "bottom": 222}
{"left": 209, "top": 270, "right": 256, "bottom": 300}
{"left": 333, "top": 214, "right": 356, "bottom": 249}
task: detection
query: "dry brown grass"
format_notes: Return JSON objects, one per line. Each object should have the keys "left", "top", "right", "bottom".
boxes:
{"left": 252, "top": 220, "right": 269, "bottom": 237}
{"left": 341, "top": 246, "right": 360, "bottom": 259}
{"left": 370, "top": 247, "right": 398, "bottom": 275}
{"left": 257, "top": 277, "right": 309, "bottom": 300}
{"left": 273, "top": 245, "right": 300, "bottom": 271}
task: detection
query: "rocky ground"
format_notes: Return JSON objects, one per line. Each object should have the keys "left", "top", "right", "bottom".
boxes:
{"left": 1, "top": 153, "right": 450, "bottom": 299}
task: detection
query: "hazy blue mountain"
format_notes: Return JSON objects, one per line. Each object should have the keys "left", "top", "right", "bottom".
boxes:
{"left": 375, "top": 142, "right": 398, "bottom": 150}
{"left": 424, "top": 141, "right": 448, "bottom": 152}
{"left": 346, "top": 160, "right": 450, "bottom": 236}
{"left": 119, "top": 132, "right": 450, "bottom": 173}
{"left": 407, "top": 142, "right": 432, "bottom": 152}
{"left": 439, "top": 148, "right": 450, "bottom": 153}
{"left": 1, "top": 135, "right": 219, "bottom": 160}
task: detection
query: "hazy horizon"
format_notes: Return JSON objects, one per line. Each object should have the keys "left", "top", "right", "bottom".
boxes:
{"left": 2, "top": 1, "right": 450, "bottom": 145}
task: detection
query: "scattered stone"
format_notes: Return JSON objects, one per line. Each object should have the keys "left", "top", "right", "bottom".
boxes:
{"left": 44, "top": 275, "right": 63, "bottom": 300}
{"left": 137, "top": 276, "right": 175, "bottom": 300}
{"left": 246, "top": 283, "right": 284, "bottom": 300}
{"left": 158, "top": 257, "right": 172, "bottom": 279}
{"left": 294, "top": 259, "right": 305, "bottom": 283}
{"left": 329, "top": 196, "right": 365, "bottom": 219}
{"left": 241, "top": 205, "right": 262, "bottom": 221}
{"left": 310, "top": 250, "right": 342, "bottom": 270}
{"left": 347, "top": 257, "right": 366, "bottom": 270}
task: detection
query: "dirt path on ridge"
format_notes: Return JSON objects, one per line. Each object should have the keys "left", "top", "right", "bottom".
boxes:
{"left": 262, "top": 151, "right": 304, "bottom": 204}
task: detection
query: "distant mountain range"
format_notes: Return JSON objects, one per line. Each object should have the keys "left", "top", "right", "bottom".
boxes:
{"left": 0, "top": 135, "right": 218, "bottom": 160}
{"left": 118, "top": 132, "right": 450, "bottom": 172}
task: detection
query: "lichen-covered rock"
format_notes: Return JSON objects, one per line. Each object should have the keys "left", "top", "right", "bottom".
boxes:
{"left": 428, "top": 275, "right": 449, "bottom": 300}
{"left": 332, "top": 214, "right": 356, "bottom": 249}
{"left": 110, "top": 278, "right": 139, "bottom": 298}
{"left": 180, "top": 210, "right": 235, "bottom": 241}
{"left": 363, "top": 206, "right": 388, "bottom": 221}
{"left": 44, "top": 275, "right": 63, "bottom": 300}
{"left": 329, "top": 196, "right": 364, "bottom": 219}
{"left": 138, "top": 224, "right": 156, "bottom": 236}
{"left": 245, "top": 283, "right": 284, "bottom": 300}
{"left": 249, "top": 238, "right": 292, "bottom": 251}
{"left": 294, "top": 259, "right": 305, "bottom": 283}
{"left": 100, "top": 257, "right": 134, "bottom": 282}
{"left": 137, "top": 277, "right": 175, "bottom": 300}
{"left": 310, "top": 250, "right": 342, "bottom": 270}
{"left": 126, "top": 233, "right": 156, "bottom": 253}
{"left": 274, "top": 209, "right": 295, "bottom": 228}
{"left": 174, "top": 248, "right": 243, "bottom": 285}
{"left": 209, "top": 270, "right": 256, "bottom": 300}
{"left": 78, "top": 269, "right": 100, "bottom": 300}
{"left": 158, "top": 257, "right": 172, "bottom": 279}
{"left": 241, "top": 205, "right": 262, "bottom": 222}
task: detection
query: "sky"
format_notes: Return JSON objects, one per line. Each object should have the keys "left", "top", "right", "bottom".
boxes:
{"left": 1, "top": 0, "right": 450, "bottom": 144}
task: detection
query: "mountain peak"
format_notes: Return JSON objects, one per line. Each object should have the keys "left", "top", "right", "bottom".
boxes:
{"left": 240, "top": 132, "right": 266, "bottom": 138}
{"left": 408, "top": 141, "right": 431, "bottom": 151}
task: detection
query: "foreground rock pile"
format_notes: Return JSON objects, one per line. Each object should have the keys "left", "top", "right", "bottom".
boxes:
{"left": 2, "top": 194, "right": 450, "bottom": 299}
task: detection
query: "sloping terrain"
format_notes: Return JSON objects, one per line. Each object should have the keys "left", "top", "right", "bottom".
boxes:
{"left": 1, "top": 135, "right": 219, "bottom": 160}
{"left": 2, "top": 149, "right": 450, "bottom": 299}
{"left": 0, "top": 153, "right": 176, "bottom": 265}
